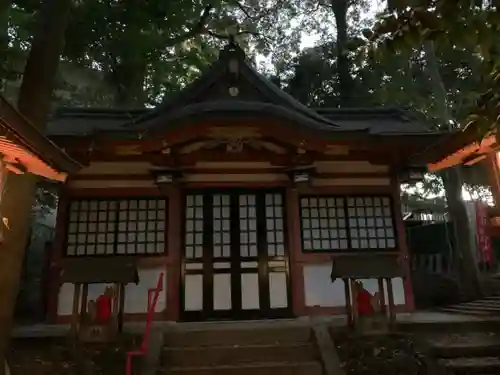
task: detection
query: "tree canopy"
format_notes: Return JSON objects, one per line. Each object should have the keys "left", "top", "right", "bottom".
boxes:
{"left": 366, "top": 0, "right": 500, "bottom": 136}
{"left": 1, "top": 0, "right": 494, "bottom": 209}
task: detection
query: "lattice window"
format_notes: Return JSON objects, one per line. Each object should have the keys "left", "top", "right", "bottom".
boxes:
{"left": 300, "top": 195, "right": 396, "bottom": 252}
{"left": 300, "top": 197, "right": 348, "bottom": 251}
{"left": 213, "top": 194, "right": 231, "bottom": 258}
{"left": 347, "top": 196, "right": 395, "bottom": 249}
{"left": 66, "top": 198, "right": 167, "bottom": 256}
{"left": 185, "top": 195, "right": 204, "bottom": 259}
{"left": 239, "top": 194, "right": 257, "bottom": 257}
{"left": 265, "top": 193, "right": 285, "bottom": 257}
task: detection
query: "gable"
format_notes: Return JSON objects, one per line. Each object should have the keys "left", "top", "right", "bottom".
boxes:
{"left": 125, "top": 41, "right": 339, "bottom": 132}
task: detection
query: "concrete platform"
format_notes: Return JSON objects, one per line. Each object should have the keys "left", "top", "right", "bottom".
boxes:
{"left": 11, "top": 311, "right": 500, "bottom": 338}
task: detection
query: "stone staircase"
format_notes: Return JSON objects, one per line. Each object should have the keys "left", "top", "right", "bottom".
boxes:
{"left": 157, "top": 324, "right": 323, "bottom": 375}
{"left": 439, "top": 295, "right": 500, "bottom": 316}
{"left": 428, "top": 332, "right": 500, "bottom": 374}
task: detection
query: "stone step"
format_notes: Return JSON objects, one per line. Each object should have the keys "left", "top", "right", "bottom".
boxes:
{"left": 438, "top": 357, "right": 500, "bottom": 374}
{"left": 431, "top": 343, "right": 500, "bottom": 358}
{"left": 438, "top": 307, "right": 496, "bottom": 316}
{"left": 164, "top": 326, "right": 311, "bottom": 347}
{"left": 482, "top": 295, "right": 500, "bottom": 301}
{"left": 160, "top": 361, "right": 323, "bottom": 375}
{"left": 458, "top": 303, "right": 500, "bottom": 311}
{"left": 397, "top": 320, "right": 500, "bottom": 334}
{"left": 444, "top": 304, "right": 500, "bottom": 313}
{"left": 162, "top": 343, "right": 317, "bottom": 367}
{"left": 463, "top": 300, "right": 500, "bottom": 306}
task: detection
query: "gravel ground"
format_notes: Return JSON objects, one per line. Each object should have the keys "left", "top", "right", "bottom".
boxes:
{"left": 332, "top": 331, "right": 430, "bottom": 375}
{"left": 7, "top": 335, "right": 140, "bottom": 375}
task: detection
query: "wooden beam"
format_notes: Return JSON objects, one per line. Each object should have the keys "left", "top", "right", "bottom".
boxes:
{"left": 67, "top": 149, "right": 398, "bottom": 167}
{"left": 429, "top": 135, "right": 496, "bottom": 171}
{"left": 52, "top": 119, "right": 441, "bottom": 162}
{"left": 70, "top": 171, "right": 390, "bottom": 181}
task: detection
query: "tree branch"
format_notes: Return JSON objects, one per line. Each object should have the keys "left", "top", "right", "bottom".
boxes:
{"left": 235, "top": 1, "right": 253, "bottom": 19}
{"left": 164, "top": 4, "right": 214, "bottom": 47}
{"left": 206, "top": 29, "right": 261, "bottom": 39}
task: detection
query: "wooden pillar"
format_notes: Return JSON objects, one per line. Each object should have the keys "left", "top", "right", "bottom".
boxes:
{"left": 118, "top": 284, "right": 125, "bottom": 332}
{"left": 166, "top": 185, "right": 182, "bottom": 321}
{"left": 47, "top": 189, "right": 70, "bottom": 323}
{"left": 343, "top": 278, "right": 353, "bottom": 327}
{"left": 386, "top": 277, "right": 396, "bottom": 329}
{"left": 80, "top": 284, "right": 88, "bottom": 317}
{"left": 377, "top": 278, "right": 386, "bottom": 313}
{"left": 391, "top": 176, "right": 415, "bottom": 311}
{"left": 349, "top": 279, "right": 359, "bottom": 328}
{"left": 70, "top": 283, "right": 81, "bottom": 337}
{"left": 286, "top": 187, "right": 305, "bottom": 317}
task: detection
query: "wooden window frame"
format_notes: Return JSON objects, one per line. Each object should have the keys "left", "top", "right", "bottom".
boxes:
{"left": 299, "top": 194, "right": 398, "bottom": 253}
{"left": 64, "top": 197, "right": 168, "bottom": 257}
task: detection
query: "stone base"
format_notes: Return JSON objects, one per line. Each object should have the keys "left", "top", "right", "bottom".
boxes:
{"left": 356, "top": 313, "right": 389, "bottom": 334}
{"left": 77, "top": 322, "right": 118, "bottom": 343}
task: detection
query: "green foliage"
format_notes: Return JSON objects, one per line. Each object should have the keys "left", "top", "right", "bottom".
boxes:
{"left": 367, "top": 1, "right": 500, "bottom": 137}
{"left": 3, "top": 0, "right": 341, "bottom": 107}
{"left": 1, "top": 0, "right": 494, "bottom": 207}
{"left": 274, "top": 1, "right": 492, "bottom": 204}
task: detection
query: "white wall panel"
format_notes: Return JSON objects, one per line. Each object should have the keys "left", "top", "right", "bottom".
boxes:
{"left": 241, "top": 273, "right": 260, "bottom": 310}
{"left": 269, "top": 272, "right": 288, "bottom": 308}
{"left": 124, "top": 268, "right": 166, "bottom": 314}
{"left": 213, "top": 274, "right": 232, "bottom": 310}
{"left": 304, "top": 264, "right": 346, "bottom": 307}
{"left": 184, "top": 274, "right": 203, "bottom": 311}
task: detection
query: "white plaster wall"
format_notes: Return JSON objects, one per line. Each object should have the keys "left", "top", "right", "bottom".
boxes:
{"left": 184, "top": 274, "right": 203, "bottom": 311}
{"left": 57, "top": 283, "right": 77, "bottom": 315}
{"left": 303, "top": 263, "right": 406, "bottom": 308}
{"left": 57, "top": 268, "right": 166, "bottom": 316}
{"left": 269, "top": 272, "right": 288, "bottom": 308}
{"left": 213, "top": 273, "right": 232, "bottom": 310}
{"left": 124, "top": 268, "right": 166, "bottom": 314}
{"left": 303, "top": 264, "right": 346, "bottom": 307}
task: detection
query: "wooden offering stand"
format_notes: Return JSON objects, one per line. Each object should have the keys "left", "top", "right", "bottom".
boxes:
{"left": 59, "top": 257, "right": 139, "bottom": 342}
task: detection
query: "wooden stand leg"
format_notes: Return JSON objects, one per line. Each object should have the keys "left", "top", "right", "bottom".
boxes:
{"left": 118, "top": 283, "right": 125, "bottom": 333}
{"left": 386, "top": 277, "right": 396, "bottom": 329}
{"left": 70, "top": 283, "right": 82, "bottom": 337}
{"left": 349, "top": 279, "right": 359, "bottom": 329}
{"left": 377, "top": 278, "right": 386, "bottom": 314}
{"left": 343, "top": 278, "right": 353, "bottom": 328}
{"left": 80, "top": 284, "right": 88, "bottom": 318}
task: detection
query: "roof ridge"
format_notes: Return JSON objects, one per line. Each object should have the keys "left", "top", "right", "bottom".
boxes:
{"left": 123, "top": 40, "right": 339, "bottom": 129}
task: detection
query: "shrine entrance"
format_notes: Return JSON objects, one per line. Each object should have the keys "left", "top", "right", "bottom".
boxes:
{"left": 181, "top": 189, "right": 291, "bottom": 321}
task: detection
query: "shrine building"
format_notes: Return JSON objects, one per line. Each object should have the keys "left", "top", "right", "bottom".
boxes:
{"left": 45, "top": 42, "right": 454, "bottom": 323}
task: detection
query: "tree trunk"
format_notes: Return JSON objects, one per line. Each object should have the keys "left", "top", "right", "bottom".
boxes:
{"left": 0, "top": 1, "right": 71, "bottom": 373}
{"left": 111, "top": 57, "right": 147, "bottom": 108}
{"left": 423, "top": 41, "right": 481, "bottom": 298}
{"left": 330, "top": 0, "right": 351, "bottom": 107}
{"left": 0, "top": 0, "right": 12, "bottom": 91}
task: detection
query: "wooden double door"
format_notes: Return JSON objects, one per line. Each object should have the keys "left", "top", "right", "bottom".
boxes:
{"left": 181, "top": 189, "right": 291, "bottom": 321}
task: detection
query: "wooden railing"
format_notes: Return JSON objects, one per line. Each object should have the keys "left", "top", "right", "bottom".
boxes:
{"left": 125, "top": 272, "right": 164, "bottom": 375}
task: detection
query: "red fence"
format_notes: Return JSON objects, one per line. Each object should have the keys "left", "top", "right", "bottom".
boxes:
{"left": 125, "top": 272, "right": 164, "bottom": 375}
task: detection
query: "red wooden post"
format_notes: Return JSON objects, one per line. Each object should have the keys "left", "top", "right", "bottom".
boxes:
{"left": 126, "top": 272, "right": 164, "bottom": 375}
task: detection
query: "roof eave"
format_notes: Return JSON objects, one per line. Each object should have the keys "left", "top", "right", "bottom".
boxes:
{"left": 0, "top": 96, "right": 82, "bottom": 176}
